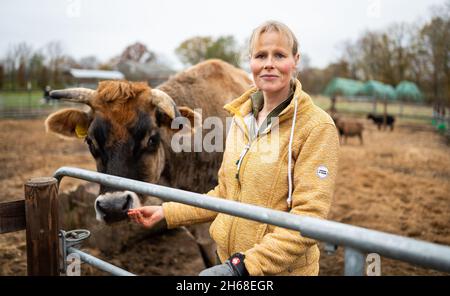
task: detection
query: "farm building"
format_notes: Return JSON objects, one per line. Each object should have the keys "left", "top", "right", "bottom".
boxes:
{"left": 117, "top": 60, "right": 176, "bottom": 87}
{"left": 65, "top": 69, "right": 125, "bottom": 89}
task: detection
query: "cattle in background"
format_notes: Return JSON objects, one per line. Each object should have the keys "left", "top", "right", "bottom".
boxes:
{"left": 45, "top": 59, "right": 252, "bottom": 266}
{"left": 367, "top": 113, "right": 396, "bottom": 131}
{"left": 332, "top": 114, "right": 364, "bottom": 145}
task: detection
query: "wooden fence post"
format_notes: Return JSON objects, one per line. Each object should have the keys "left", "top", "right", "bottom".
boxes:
{"left": 24, "top": 177, "right": 60, "bottom": 276}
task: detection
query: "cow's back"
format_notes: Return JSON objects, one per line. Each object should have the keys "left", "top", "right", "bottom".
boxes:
{"left": 158, "top": 59, "right": 251, "bottom": 120}
{"left": 156, "top": 60, "right": 252, "bottom": 194}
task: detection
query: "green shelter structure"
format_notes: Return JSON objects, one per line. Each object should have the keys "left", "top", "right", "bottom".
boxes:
{"left": 358, "top": 80, "right": 396, "bottom": 100}
{"left": 395, "top": 81, "right": 424, "bottom": 117}
{"left": 384, "top": 85, "right": 397, "bottom": 101}
{"left": 395, "top": 81, "right": 423, "bottom": 102}
{"left": 357, "top": 80, "right": 397, "bottom": 113}
{"left": 323, "top": 77, "right": 364, "bottom": 97}
{"left": 323, "top": 77, "right": 364, "bottom": 112}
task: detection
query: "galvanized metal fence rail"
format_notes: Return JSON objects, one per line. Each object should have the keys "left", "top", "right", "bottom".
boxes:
{"left": 67, "top": 247, "right": 135, "bottom": 276}
{"left": 54, "top": 166, "right": 450, "bottom": 275}
{"left": 59, "top": 229, "right": 135, "bottom": 276}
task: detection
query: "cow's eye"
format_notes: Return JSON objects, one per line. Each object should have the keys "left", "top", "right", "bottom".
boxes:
{"left": 85, "top": 137, "right": 99, "bottom": 157}
{"left": 85, "top": 137, "right": 92, "bottom": 147}
{"left": 147, "top": 134, "right": 160, "bottom": 152}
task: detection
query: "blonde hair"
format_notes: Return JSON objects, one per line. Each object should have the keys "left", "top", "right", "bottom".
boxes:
{"left": 249, "top": 20, "right": 299, "bottom": 56}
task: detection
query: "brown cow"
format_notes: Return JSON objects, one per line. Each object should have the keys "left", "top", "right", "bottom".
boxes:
{"left": 45, "top": 59, "right": 252, "bottom": 266}
{"left": 333, "top": 116, "right": 364, "bottom": 145}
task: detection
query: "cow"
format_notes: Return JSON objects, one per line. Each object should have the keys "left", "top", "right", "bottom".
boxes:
{"left": 367, "top": 113, "right": 395, "bottom": 131}
{"left": 332, "top": 115, "right": 364, "bottom": 145}
{"left": 45, "top": 59, "right": 252, "bottom": 266}
{"left": 338, "top": 120, "right": 364, "bottom": 145}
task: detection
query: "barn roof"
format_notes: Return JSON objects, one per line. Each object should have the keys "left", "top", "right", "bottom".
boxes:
{"left": 68, "top": 69, "right": 125, "bottom": 80}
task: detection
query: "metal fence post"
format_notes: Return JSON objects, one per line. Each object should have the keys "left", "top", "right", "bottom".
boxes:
{"left": 344, "top": 247, "right": 365, "bottom": 276}
{"left": 25, "top": 177, "right": 60, "bottom": 276}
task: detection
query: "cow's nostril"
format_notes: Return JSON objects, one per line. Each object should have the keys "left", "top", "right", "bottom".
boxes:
{"left": 97, "top": 200, "right": 106, "bottom": 212}
{"left": 122, "top": 194, "right": 132, "bottom": 211}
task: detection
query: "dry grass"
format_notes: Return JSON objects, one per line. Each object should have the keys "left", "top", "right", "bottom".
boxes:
{"left": 0, "top": 117, "right": 449, "bottom": 275}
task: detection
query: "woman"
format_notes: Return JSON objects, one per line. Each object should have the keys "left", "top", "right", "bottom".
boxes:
{"left": 128, "top": 21, "right": 339, "bottom": 276}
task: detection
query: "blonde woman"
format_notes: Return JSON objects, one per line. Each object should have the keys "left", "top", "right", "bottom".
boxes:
{"left": 129, "top": 21, "right": 339, "bottom": 276}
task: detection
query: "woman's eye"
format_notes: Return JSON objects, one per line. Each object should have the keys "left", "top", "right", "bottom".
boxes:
{"left": 275, "top": 53, "right": 286, "bottom": 58}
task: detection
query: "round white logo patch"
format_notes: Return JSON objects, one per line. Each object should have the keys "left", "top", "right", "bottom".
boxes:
{"left": 316, "top": 166, "right": 329, "bottom": 179}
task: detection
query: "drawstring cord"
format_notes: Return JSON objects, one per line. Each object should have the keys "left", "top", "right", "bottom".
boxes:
{"left": 287, "top": 95, "right": 299, "bottom": 209}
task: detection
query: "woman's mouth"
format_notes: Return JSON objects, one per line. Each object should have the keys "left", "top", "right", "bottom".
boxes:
{"left": 260, "top": 74, "right": 279, "bottom": 80}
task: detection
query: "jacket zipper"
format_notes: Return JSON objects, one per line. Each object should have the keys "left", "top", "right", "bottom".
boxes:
{"left": 235, "top": 143, "right": 250, "bottom": 182}
{"left": 228, "top": 141, "right": 250, "bottom": 256}
{"left": 225, "top": 90, "right": 301, "bottom": 255}
{"left": 228, "top": 121, "right": 272, "bottom": 255}
{"left": 234, "top": 118, "right": 272, "bottom": 185}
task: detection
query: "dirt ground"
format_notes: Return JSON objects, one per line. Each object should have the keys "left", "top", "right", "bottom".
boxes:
{"left": 0, "top": 116, "right": 449, "bottom": 276}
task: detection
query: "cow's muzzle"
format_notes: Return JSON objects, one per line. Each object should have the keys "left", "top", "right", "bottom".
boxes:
{"left": 95, "top": 191, "right": 141, "bottom": 223}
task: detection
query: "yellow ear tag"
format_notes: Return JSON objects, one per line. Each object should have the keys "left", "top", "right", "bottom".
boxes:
{"left": 75, "top": 124, "right": 88, "bottom": 138}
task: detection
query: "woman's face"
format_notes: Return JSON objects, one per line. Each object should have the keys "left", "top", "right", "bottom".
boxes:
{"left": 250, "top": 31, "right": 299, "bottom": 94}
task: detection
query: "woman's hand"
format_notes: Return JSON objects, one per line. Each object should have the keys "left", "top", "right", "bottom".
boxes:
{"left": 127, "top": 206, "right": 165, "bottom": 229}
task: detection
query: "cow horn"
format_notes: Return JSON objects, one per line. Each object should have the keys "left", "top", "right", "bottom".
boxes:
{"left": 49, "top": 88, "right": 95, "bottom": 104}
{"left": 150, "top": 89, "right": 180, "bottom": 119}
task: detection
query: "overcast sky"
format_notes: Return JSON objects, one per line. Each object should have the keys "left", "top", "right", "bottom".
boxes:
{"left": 0, "top": 0, "right": 446, "bottom": 69}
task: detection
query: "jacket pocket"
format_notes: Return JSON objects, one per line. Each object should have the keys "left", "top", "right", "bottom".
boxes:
{"left": 285, "top": 254, "right": 308, "bottom": 274}
{"left": 306, "top": 244, "right": 320, "bottom": 265}
{"left": 284, "top": 246, "right": 320, "bottom": 275}
{"left": 255, "top": 223, "right": 269, "bottom": 243}
{"left": 209, "top": 214, "right": 231, "bottom": 250}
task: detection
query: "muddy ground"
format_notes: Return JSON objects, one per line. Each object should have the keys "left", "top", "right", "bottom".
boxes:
{"left": 0, "top": 116, "right": 449, "bottom": 276}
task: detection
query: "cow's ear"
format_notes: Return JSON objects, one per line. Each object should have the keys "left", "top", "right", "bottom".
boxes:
{"left": 156, "top": 106, "right": 202, "bottom": 132}
{"left": 45, "top": 108, "right": 92, "bottom": 139}
{"left": 178, "top": 106, "right": 202, "bottom": 129}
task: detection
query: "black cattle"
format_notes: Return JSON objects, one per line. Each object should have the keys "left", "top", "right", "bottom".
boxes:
{"left": 367, "top": 113, "right": 395, "bottom": 131}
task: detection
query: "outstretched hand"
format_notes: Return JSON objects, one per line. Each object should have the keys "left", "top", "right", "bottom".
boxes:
{"left": 128, "top": 206, "right": 165, "bottom": 229}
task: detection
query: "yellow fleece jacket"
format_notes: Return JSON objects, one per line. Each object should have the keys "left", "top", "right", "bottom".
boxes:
{"left": 162, "top": 79, "right": 339, "bottom": 275}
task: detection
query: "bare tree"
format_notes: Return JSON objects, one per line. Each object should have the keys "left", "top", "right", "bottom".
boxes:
{"left": 44, "top": 41, "right": 66, "bottom": 87}
{"left": 175, "top": 35, "right": 242, "bottom": 67}
{"left": 387, "top": 23, "right": 416, "bottom": 84}
{"left": 3, "top": 43, "right": 33, "bottom": 90}
{"left": 17, "top": 60, "right": 27, "bottom": 88}
{"left": 0, "top": 63, "right": 4, "bottom": 89}
{"left": 120, "top": 42, "right": 156, "bottom": 64}
{"left": 175, "top": 36, "right": 213, "bottom": 66}
{"left": 421, "top": 15, "right": 450, "bottom": 104}
{"left": 77, "top": 56, "right": 100, "bottom": 69}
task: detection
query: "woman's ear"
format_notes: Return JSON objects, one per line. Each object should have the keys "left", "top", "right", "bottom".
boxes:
{"left": 291, "top": 53, "right": 300, "bottom": 79}
{"left": 294, "top": 53, "right": 300, "bottom": 67}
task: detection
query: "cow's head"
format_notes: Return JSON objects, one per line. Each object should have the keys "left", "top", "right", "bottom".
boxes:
{"left": 45, "top": 81, "right": 198, "bottom": 223}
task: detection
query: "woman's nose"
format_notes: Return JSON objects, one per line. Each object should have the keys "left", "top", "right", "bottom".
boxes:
{"left": 263, "top": 58, "right": 274, "bottom": 69}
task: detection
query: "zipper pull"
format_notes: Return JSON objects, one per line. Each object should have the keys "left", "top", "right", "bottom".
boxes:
{"left": 235, "top": 143, "right": 251, "bottom": 180}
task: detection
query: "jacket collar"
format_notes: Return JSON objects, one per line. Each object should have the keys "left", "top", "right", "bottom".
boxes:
{"left": 224, "top": 79, "right": 313, "bottom": 123}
